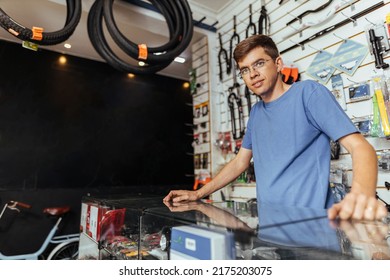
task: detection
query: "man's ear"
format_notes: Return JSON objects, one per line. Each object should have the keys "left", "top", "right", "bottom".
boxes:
{"left": 275, "top": 56, "right": 284, "bottom": 72}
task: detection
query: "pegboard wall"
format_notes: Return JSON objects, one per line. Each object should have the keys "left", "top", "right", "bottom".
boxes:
{"left": 201, "top": 0, "right": 390, "bottom": 202}
{"left": 191, "top": 36, "right": 212, "bottom": 181}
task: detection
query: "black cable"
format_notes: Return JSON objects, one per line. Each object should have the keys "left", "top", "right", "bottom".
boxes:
{"left": 88, "top": 0, "right": 193, "bottom": 74}
{"left": 0, "top": 0, "right": 81, "bottom": 45}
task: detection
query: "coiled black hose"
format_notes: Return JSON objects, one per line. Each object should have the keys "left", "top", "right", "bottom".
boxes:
{"left": 87, "top": 0, "right": 194, "bottom": 74}
{"left": 0, "top": 0, "right": 81, "bottom": 45}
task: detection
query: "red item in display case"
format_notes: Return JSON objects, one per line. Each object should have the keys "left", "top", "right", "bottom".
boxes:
{"left": 82, "top": 203, "right": 126, "bottom": 242}
{"left": 99, "top": 208, "right": 126, "bottom": 241}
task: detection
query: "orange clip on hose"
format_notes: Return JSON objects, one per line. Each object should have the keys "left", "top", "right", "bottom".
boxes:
{"left": 31, "top": 26, "right": 43, "bottom": 41}
{"left": 138, "top": 44, "right": 148, "bottom": 60}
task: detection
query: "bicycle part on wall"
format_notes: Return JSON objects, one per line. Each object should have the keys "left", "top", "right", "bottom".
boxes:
{"left": 228, "top": 91, "right": 245, "bottom": 140}
{"left": 246, "top": 4, "right": 257, "bottom": 38}
{"left": 281, "top": 65, "right": 300, "bottom": 84}
{"left": 258, "top": 0, "right": 270, "bottom": 35}
{"left": 215, "top": 132, "right": 232, "bottom": 154}
{"left": 228, "top": 16, "right": 240, "bottom": 75}
{"left": 286, "top": 0, "right": 334, "bottom": 26}
{"left": 367, "top": 27, "right": 389, "bottom": 69}
{"left": 218, "top": 33, "right": 230, "bottom": 81}
{"left": 228, "top": 63, "right": 245, "bottom": 140}
{"left": 281, "top": 1, "right": 385, "bottom": 54}
{"left": 244, "top": 86, "right": 253, "bottom": 115}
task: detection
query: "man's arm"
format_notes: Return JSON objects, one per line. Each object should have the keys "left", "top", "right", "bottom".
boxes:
{"left": 328, "top": 133, "right": 388, "bottom": 220}
{"left": 163, "top": 147, "right": 253, "bottom": 202}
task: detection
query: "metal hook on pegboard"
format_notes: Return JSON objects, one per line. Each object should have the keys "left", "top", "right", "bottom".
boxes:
{"left": 307, "top": 44, "right": 321, "bottom": 53}
{"left": 289, "top": 39, "right": 305, "bottom": 51}
{"left": 340, "top": 11, "right": 357, "bottom": 27}
{"left": 333, "top": 33, "right": 347, "bottom": 42}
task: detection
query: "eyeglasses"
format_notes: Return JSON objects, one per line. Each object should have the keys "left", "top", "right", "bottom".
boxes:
{"left": 238, "top": 59, "right": 272, "bottom": 79}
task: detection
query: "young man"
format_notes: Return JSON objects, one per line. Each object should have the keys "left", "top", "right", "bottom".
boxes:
{"left": 164, "top": 34, "right": 388, "bottom": 221}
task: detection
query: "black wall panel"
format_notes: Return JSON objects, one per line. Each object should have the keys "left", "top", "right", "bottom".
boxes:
{"left": 0, "top": 40, "right": 193, "bottom": 190}
{"left": 0, "top": 40, "right": 193, "bottom": 256}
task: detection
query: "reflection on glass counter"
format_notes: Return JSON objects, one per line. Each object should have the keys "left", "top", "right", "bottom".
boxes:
{"left": 78, "top": 195, "right": 390, "bottom": 260}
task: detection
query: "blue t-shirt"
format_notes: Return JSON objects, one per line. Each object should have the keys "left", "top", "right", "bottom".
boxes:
{"left": 241, "top": 80, "right": 358, "bottom": 209}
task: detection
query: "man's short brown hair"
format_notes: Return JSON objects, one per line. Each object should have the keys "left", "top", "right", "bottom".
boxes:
{"left": 233, "top": 34, "right": 280, "bottom": 64}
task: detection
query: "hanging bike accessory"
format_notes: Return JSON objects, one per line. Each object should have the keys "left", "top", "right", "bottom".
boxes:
{"left": 371, "top": 93, "right": 382, "bottom": 137}
{"left": 218, "top": 33, "right": 230, "bottom": 81}
{"left": 373, "top": 77, "right": 390, "bottom": 136}
{"left": 282, "top": 0, "right": 356, "bottom": 41}
{"left": 286, "top": 0, "right": 334, "bottom": 26}
{"left": 228, "top": 62, "right": 245, "bottom": 140}
{"left": 367, "top": 27, "right": 389, "bottom": 69}
{"left": 245, "top": 4, "right": 257, "bottom": 38}
{"left": 330, "top": 140, "right": 340, "bottom": 160}
{"left": 228, "top": 92, "right": 239, "bottom": 140}
{"left": 228, "top": 16, "right": 240, "bottom": 75}
{"left": 87, "top": 0, "right": 193, "bottom": 74}
{"left": 281, "top": 1, "right": 384, "bottom": 53}
{"left": 193, "top": 170, "right": 211, "bottom": 191}
{"left": 258, "top": 0, "right": 270, "bottom": 35}
{"left": 0, "top": 0, "right": 81, "bottom": 46}
{"left": 244, "top": 86, "right": 253, "bottom": 116}
{"left": 281, "top": 64, "right": 300, "bottom": 84}
{"left": 228, "top": 90, "right": 245, "bottom": 140}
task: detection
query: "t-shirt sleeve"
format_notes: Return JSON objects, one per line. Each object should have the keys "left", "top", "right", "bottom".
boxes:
{"left": 305, "top": 82, "right": 358, "bottom": 141}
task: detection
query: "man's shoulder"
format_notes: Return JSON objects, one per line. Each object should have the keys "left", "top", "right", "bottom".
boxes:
{"left": 292, "top": 80, "right": 329, "bottom": 97}
{"left": 293, "top": 79, "right": 321, "bottom": 89}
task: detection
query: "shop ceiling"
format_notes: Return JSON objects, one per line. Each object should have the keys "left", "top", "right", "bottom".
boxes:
{"left": 0, "top": 0, "right": 234, "bottom": 80}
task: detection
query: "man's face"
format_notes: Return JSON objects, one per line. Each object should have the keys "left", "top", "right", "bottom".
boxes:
{"left": 237, "top": 47, "right": 281, "bottom": 101}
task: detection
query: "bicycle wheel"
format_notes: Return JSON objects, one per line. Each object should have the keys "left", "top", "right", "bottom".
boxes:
{"left": 47, "top": 240, "right": 79, "bottom": 260}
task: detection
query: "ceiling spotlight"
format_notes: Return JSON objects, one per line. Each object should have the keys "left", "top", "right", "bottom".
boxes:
{"left": 127, "top": 73, "right": 135, "bottom": 78}
{"left": 64, "top": 43, "right": 72, "bottom": 49}
{"left": 174, "top": 57, "right": 186, "bottom": 63}
{"left": 138, "top": 61, "right": 145, "bottom": 66}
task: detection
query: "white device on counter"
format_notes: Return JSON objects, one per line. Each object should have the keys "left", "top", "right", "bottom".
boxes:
{"left": 170, "top": 225, "right": 235, "bottom": 260}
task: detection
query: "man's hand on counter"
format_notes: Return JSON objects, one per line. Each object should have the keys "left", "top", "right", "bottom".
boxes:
{"left": 163, "top": 190, "right": 200, "bottom": 203}
{"left": 327, "top": 192, "right": 388, "bottom": 221}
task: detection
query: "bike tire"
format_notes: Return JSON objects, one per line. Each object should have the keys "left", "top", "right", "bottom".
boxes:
{"left": 0, "top": 0, "right": 81, "bottom": 45}
{"left": 47, "top": 240, "right": 79, "bottom": 260}
{"left": 87, "top": 0, "right": 193, "bottom": 74}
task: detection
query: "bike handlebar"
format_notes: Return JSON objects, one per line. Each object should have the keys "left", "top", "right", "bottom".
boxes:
{"left": 8, "top": 201, "right": 32, "bottom": 209}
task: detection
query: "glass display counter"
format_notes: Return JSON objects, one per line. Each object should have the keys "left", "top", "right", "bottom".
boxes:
{"left": 78, "top": 195, "right": 390, "bottom": 260}
{"left": 78, "top": 195, "right": 166, "bottom": 260}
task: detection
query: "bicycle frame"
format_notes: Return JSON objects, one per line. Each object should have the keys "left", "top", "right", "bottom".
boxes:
{"left": 0, "top": 201, "right": 79, "bottom": 260}
{"left": 0, "top": 218, "right": 62, "bottom": 260}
